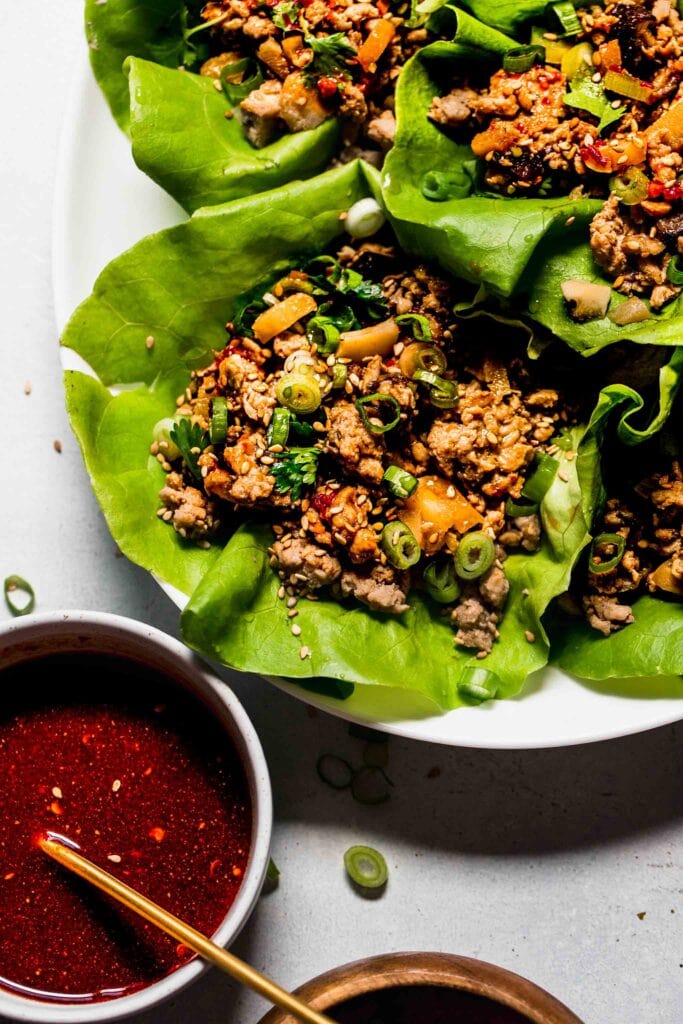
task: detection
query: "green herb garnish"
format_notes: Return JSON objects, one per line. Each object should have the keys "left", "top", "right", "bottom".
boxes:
{"left": 564, "top": 71, "right": 626, "bottom": 133}
{"left": 306, "top": 33, "right": 357, "bottom": 78}
{"left": 170, "top": 418, "right": 209, "bottom": 481}
{"left": 272, "top": 0, "right": 300, "bottom": 28}
{"left": 270, "top": 447, "right": 320, "bottom": 500}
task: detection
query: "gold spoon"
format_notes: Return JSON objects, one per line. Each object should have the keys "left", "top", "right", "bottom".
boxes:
{"left": 40, "top": 837, "right": 335, "bottom": 1024}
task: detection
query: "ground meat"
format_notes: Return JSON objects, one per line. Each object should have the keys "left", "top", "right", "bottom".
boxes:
{"left": 478, "top": 565, "right": 509, "bottom": 609}
{"left": 337, "top": 563, "right": 410, "bottom": 614}
{"left": 158, "top": 473, "right": 217, "bottom": 539}
{"left": 428, "top": 87, "right": 477, "bottom": 126}
{"left": 582, "top": 594, "right": 635, "bottom": 635}
{"left": 240, "top": 80, "right": 282, "bottom": 147}
{"left": 451, "top": 595, "right": 499, "bottom": 653}
{"left": 514, "top": 514, "right": 542, "bottom": 552}
{"left": 366, "top": 109, "right": 396, "bottom": 150}
{"left": 219, "top": 351, "right": 261, "bottom": 391}
{"left": 326, "top": 402, "right": 385, "bottom": 483}
{"left": 271, "top": 538, "right": 342, "bottom": 588}
{"left": 272, "top": 332, "right": 309, "bottom": 359}
{"left": 205, "top": 434, "right": 275, "bottom": 505}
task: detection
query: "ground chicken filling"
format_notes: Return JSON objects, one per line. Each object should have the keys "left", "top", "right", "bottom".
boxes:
{"left": 429, "top": 0, "right": 683, "bottom": 308}
{"left": 195, "top": 0, "right": 429, "bottom": 159}
{"left": 153, "top": 238, "right": 583, "bottom": 657}
{"left": 578, "top": 458, "right": 683, "bottom": 634}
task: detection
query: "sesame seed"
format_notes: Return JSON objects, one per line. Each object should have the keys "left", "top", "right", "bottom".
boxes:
{"left": 23, "top": 382, "right": 32, "bottom": 396}
{"left": 591, "top": 72, "right": 601, "bottom": 83}
{"left": 446, "top": 486, "right": 456, "bottom": 498}
{"left": 565, "top": 451, "right": 576, "bottom": 461}
{"left": 107, "top": 854, "right": 122, "bottom": 863}
{"left": 112, "top": 779, "right": 121, "bottom": 793}
{"left": 278, "top": 585, "right": 286, "bottom": 600}
{"left": 288, "top": 609, "right": 299, "bottom": 619}
{"left": 558, "top": 469, "right": 569, "bottom": 482}
{"left": 522, "top": 588, "right": 529, "bottom": 597}
{"left": 286, "top": 596, "right": 297, "bottom": 608}
{"left": 291, "top": 623, "right": 302, "bottom": 636}
{"left": 51, "top": 787, "right": 62, "bottom": 799}
{"left": 584, "top": 133, "right": 594, "bottom": 147}
{"left": 525, "top": 630, "right": 536, "bottom": 643}
{"left": 565, "top": 216, "right": 576, "bottom": 226}
{"left": 299, "top": 645, "right": 311, "bottom": 659}
{"left": 53, "top": 439, "right": 62, "bottom": 454}
{"left": 145, "top": 335, "right": 155, "bottom": 350}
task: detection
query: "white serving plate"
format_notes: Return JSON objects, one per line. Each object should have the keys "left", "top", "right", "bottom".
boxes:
{"left": 54, "top": 55, "right": 683, "bottom": 749}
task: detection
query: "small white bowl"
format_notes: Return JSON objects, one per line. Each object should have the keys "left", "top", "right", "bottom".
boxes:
{"left": 0, "top": 611, "right": 273, "bottom": 1023}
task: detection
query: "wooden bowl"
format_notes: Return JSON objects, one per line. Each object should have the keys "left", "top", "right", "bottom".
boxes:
{"left": 257, "top": 952, "right": 583, "bottom": 1024}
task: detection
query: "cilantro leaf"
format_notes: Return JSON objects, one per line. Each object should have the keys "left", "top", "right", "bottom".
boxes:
{"left": 272, "top": 0, "right": 301, "bottom": 29}
{"left": 306, "top": 33, "right": 357, "bottom": 78}
{"left": 270, "top": 447, "right": 320, "bottom": 500}
{"left": 564, "top": 72, "right": 626, "bottom": 134}
{"left": 170, "top": 418, "right": 210, "bottom": 481}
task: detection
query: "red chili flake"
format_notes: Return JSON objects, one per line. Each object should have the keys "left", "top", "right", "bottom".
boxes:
{"left": 4, "top": 873, "right": 15, "bottom": 881}
{"left": 49, "top": 801, "right": 63, "bottom": 816}
{"left": 148, "top": 827, "right": 166, "bottom": 842}
{"left": 580, "top": 144, "right": 610, "bottom": 169}
{"left": 209, "top": 859, "right": 221, "bottom": 878}
{"left": 317, "top": 76, "right": 339, "bottom": 99}
{"left": 175, "top": 944, "right": 189, "bottom": 958}
{"left": 232, "top": 866, "right": 242, "bottom": 878}
{"left": 143, "top": 766, "right": 153, "bottom": 777}
{"left": 82, "top": 733, "right": 93, "bottom": 745}
{"left": 648, "top": 180, "right": 664, "bottom": 199}
{"left": 312, "top": 489, "right": 336, "bottom": 519}
{"left": 664, "top": 184, "right": 683, "bottom": 202}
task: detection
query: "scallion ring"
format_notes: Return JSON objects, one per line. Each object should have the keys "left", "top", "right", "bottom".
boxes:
{"left": 307, "top": 315, "right": 340, "bottom": 355}
{"left": 547, "top": 0, "right": 580, "bottom": 35}
{"left": 505, "top": 496, "right": 538, "bottom": 517}
{"left": 588, "top": 532, "right": 626, "bottom": 575}
{"left": 4, "top": 575, "right": 35, "bottom": 617}
{"left": 503, "top": 44, "right": 546, "bottom": 73}
{"left": 220, "top": 58, "right": 264, "bottom": 105}
{"left": 267, "top": 407, "right": 291, "bottom": 448}
{"left": 317, "top": 753, "right": 354, "bottom": 790}
{"left": 395, "top": 313, "right": 433, "bottom": 342}
{"left": 276, "top": 373, "right": 322, "bottom": 415}
{"left": 380, "top": 521, "right": 421, "bottom": 570}
{"left": 383, "top": 465, "right": 418, "bottom": 500}
{"left": 209, "top": 396, "right": 228, "bottom": 445}
{"left": 454, "top": 532, "right": 495, "bottom": 581}
{"left": 350, "top": 768, "right": 392, "bottom": 806}
{"left": 521, "top": 453, "right": 559, "bottom": 504}
{"left": 331, "top": 363, "right": 348, "bottom": 389}
{"left": 609, "top": 167, "right": 649, "bottom": 206}
{"left": 421, "top": 169, "right": 472, "bottom": 202}
{"left": 355, "top": 393, "right": 401, "bottom": 435}
{"left": 345, "top": 198, "right": 386, "bottom": 239}
{"left": 413, "top": 369, "right": 458, "bottom": 409}
{"left": 423, "top": 558, "right": 461, "bottom": 604}
{"left": 666, "top": 255, "right": 683, "bottom": 285}
{"left": 344, "top": 845, "right": 388, "bottom": 889}
{"left": 152, "top": 417, "right": 181, "bottom": 460}
{"left": 457, "top": 667, "right": 499, "bottom": 703}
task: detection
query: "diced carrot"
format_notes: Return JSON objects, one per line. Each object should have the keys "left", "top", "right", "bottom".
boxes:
{"left": 600, "top": 38, "right": 622, "bottom": 70}
{"left": 399, "top": 476, "right": 484, "bottom": 554}
{"left": 252, "top": 293, "right": 317, "bottom": 344}
{"left": 646, "top": 100, "right": 683, "bottom": 147}
{"left": 358, "top": 19, "right": 395, "bottom": 73}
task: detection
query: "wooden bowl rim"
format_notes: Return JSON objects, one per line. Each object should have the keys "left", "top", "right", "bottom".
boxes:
{"left": 258, "top": 952, "right": 584, "bottom": 1024}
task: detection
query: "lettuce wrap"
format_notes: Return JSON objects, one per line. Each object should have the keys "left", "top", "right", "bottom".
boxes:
{"left": 61, "top": 161, "right": 618, "bottom": 712}
{"left": 382, "top": 5, "right": 683, "bottom": 355}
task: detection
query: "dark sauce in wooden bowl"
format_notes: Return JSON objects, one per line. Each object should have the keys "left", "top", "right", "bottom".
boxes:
{"left": 0, "top": 654, "right": 251, "bottom": 1003}
{"left": 334, "top": 985, "right": 534, "bottom": 1023}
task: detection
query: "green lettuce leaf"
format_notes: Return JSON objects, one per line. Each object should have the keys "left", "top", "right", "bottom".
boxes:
{"left": 547, "top": 350, "right": 683, "bottom": 679}
{"left": 382, "top": 16, "right": 683, "bottom": 353}
{"left": 451, "top": 0, "right": 546, "bottom": 35}
{"left": 127, "top": 57, "right": 341, "bottom": 213}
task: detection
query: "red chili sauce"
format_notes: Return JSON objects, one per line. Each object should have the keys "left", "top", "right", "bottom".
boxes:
{"left": 0, "top": 654, "right": 252, "bottom": 1003}
{"left": 334, "top": 985, "right": 534, "bottom": 1024}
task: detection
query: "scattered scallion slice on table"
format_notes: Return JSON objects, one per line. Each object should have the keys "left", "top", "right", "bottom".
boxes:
{"left": 344, "top": 845, "right": 388, "bottom": 891}
{"left": 317, "top": 754, "right": 355, "bottom": 790}
{"left": 4, "top": 576, "right": 35, "bottom": 617}
{"left": 351, "top": 767, "right": 392, "bottom": 805}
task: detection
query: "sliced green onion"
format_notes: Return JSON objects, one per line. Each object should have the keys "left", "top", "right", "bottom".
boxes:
{"left": 521, "top": 453, "right": 559, "bottom": 504}
{"left": 276, "top": 373, "right": 322, "bottom": 415}
{"left": 588, "top": 532, "right": 626, "bottom": 574}
{"left": 547, "top": 1, "right": 581, "bottom": 36}
{"left": 152, "top": 417, "right": 181, "bottom": 460}
{"left": 355, "top": 394, "right": 401, "bottom": 435}
{"left": 603, "top": 69, "right": 653, "bottom": 103}
{"left": 350, "top": 769, "right": 391, "bottom": 806}
{"left": 505, "top": 496, "right": 538, "bottom": 517}
{"left": 610, "top": 167, "right": 649, "bottom": 206}
{"left": 421, "top": 169, "right": 472, "bottom": 202}
{"left": 266, "top": 858, "right": 280, "bottom": 883}
{"left": 220, "top": 58, "right": 264, "bottom": 105}
{"left": 413, "top": 369, "right": 458, "bottom": 409}
{"left": 4, "top": 575, "right": 35, "bottom": 617}
{"left": 345, "top": 198, "right": 386, "bottom": 239}
{"left": 457, "top": 667, "right": 499, "bottom": 703}
{"left": 380, "top": 521, "right": 421, "bottom": 569}
{"left": 503, "top": 44, "right": 546, "bottom": 73}
{"left": 209, "top": 396, "right": 228, "bottom": 444}
{"left": 267, "top": 407, "right": 291, "bottom": 448}
{"left": 317, "top": 753, "right": 354, "bottom": 790}
{"left": 344, "top": 845, "right": 388, "bottom": 889}
{"left": 332, "top": 362, "right": 348, "bottom": 389}
{"left": 307, "top": 315, "right": 340, "bottom": 355}
{"left": 454, "top": 532, "right": 495, "bottom": 581}
{"left": 383, "top": 465, "right": 418, "bottom": 500}
{"left": 395, "top": 313, "right": 433, "bottom": 342}
{"left": 423, "top": 558, "right": 461, "bottom": 604}
{"left": 415, "top": 346, "right": 447, "bottom": 374}
{"left": 530, "top": 23, "right": 572, "bottom": 64}
{"left": 667, "top": 255, "right": 683, "bottom": 285}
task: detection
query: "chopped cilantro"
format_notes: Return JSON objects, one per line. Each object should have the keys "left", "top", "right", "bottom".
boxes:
{"left": 564, "top": 72, "right": 626, "bottom": 134}
{"left": 272, "top": 0, "right": 301, "bottom": 29}
{"left": 306, "top": 33, "right": 357, "bottom": 79}
{"left": 170, "top": 418, "right": 210, "bottom": 481}
{"left": 270, "top": 447, "right": 321, "bottom": 500}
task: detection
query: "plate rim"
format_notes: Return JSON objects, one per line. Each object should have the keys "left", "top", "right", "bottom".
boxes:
{"left": 53, "top": 52, "right": 683, "bottom": 749}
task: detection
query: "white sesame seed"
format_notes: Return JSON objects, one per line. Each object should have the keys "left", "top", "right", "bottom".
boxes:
{"left": 291, "top": 623, "right": 302, "bottom": 637}
{"left": 299, "top": 645, "right": 311, "bottom": 660}
{"left": 52, "top": 787, "right": 62, "bottom": 800}
{"left": 112, "top": 779, "right": 121, "bottom": 793}
{"left": 107, "top": 854, "right": 122, "bottom": 863}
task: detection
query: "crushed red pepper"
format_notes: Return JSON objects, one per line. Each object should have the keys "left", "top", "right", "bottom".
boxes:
{"left": 0, "top": 654, "right": 252, "bottom": 1003}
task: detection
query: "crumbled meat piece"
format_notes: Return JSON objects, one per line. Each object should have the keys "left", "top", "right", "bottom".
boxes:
{"left": 429, "top": 87, "right": 477, "bottom": 126}
{"left": 205, "top": 434, "right": 275, "bottom": 504}
{"left": 242, "top": 15, "right": 278, "bottom": 37}
{"left": 366, "top": 109, "right": 396, "bottom": 150}
{"left": 280, "top": 72, "right": 330, "bottom": 132}
{"left": 583, "top": 594, "right": 635, "bottom": 635}
{"left": 451, "top": 596, "right": 499, "bottom": 653}
{"left": 338, "top": 564, "right": 410, "bottom": 614}
{"left": 271, "top": 538, "right": 342, "bottom": 588}
{"left": 478, "top": 565, "right": 509, "bottom": 609}
{"left": 338, "top": 82, "right": 368, "bottom": 124}
{"left": 219, "top": 352, "right": 260, "bottom": 391}
{"left": 326, "top": 402, "right": 385, "bottom": 483}
{"left": 513, "top": 514, "right": 542, "bottom": 552}
{"left": 159, "top": 473, "right": 216, "bottom": 538}
{"left": 256, "top": 38, "right": 289, "bottom": 79}
{"left": 240, "top": 80, "right": 282, "bottom": 147}
{"left": 272, "top": 332, "right": 309, "bottom": 359}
